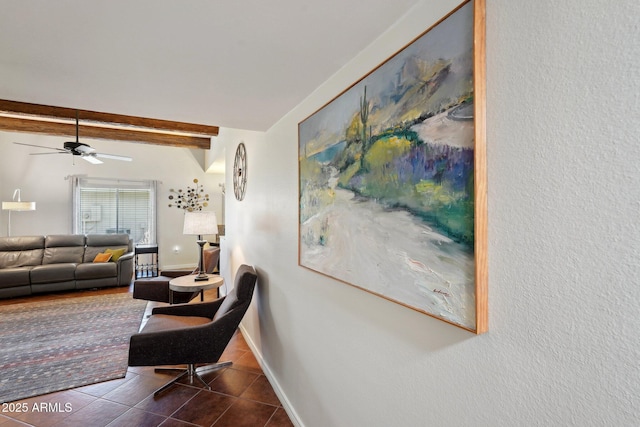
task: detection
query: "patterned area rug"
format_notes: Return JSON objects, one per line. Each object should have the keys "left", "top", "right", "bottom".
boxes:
{"left": 0, "top": 292, "right": 147, "bottom": 403}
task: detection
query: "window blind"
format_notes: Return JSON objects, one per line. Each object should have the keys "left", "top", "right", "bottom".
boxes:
{"left": 72, "top": 176, "right": 157, "bottom": 244}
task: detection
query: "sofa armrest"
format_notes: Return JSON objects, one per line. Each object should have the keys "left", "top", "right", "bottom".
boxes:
{"left": 118, "top": 251, "right": 134, "bottom": 262}
{"left": 116, "top": 252, "right": 134, "bottom": 285}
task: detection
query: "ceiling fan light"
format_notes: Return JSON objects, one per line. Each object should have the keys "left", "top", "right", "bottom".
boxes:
{"left": 74, "top": 144, "right": 95, "bottom": 154}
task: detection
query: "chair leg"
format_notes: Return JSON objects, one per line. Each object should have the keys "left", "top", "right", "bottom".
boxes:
{"left": 190, "top": 364, "right": 211, "bottom": 389}
{"left": 196, "top": 361, "right": 233, "bottom": 374}
{"left": 153, "top": 362, "right": 232, "bottom": 396}
{"left": 153, "top": 369, "right": 191, "bottom": 396}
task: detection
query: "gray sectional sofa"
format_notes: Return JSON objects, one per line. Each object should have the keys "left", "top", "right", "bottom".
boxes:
{"left": 0, "top": 234, "right": 134, "bottom": 299}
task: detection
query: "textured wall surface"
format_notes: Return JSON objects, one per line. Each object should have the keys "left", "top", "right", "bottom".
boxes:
{"left": 224, "top": 0, "right": 640, "bottom": 425}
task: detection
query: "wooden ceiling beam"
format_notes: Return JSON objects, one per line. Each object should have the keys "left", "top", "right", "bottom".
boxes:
{"left": 0, "top": 116, "right": 211, "bottom": 149}
{"left": 0, "top": 99, "right": 218, "bottom": 149}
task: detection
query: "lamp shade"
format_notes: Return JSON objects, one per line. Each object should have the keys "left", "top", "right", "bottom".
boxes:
{"left": 2, "top": 201, "right": 36, "bottom": 211}
{"left": 2, "top": 189, "right": 36, "bottom": 211}
{"left": 183, "top": 211, "right": 218, "bottom": 236}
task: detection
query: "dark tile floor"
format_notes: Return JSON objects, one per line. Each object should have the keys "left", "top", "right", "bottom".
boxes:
{"left": 0, "top": 287, "right": 294, "bottom": 427}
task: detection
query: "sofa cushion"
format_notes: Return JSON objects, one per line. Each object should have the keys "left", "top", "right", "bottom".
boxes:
{"left": 105, "top": 248, "right": 126, "bottom": 262}
{"left": 45, "top": 234, "right": 86, "bottom": 247}
{"left": 0, "top": 236, "right": 45, "bottom": 268}
{"left": 43, "top": 235, "right": 86, "bottom": 264}
{"left": 0, "top": 235, "right": 44, "bottom": 251}
{"left": 76, "top": 262, "right": 117, "bottom": 280}
{"left": 30, "top": 263, "right": 77, "bottom": 284}
{"left": 0, "top": 249, "right": 44, "bottom": 269}
{"left": 93, "top": 252, "right": 112, "bottom": 263}
{"left": 0, "top": 267, "right": 32, "bottom": 288}
{"left": 43, "top": 246, "right": 85, "bottom": 264}
{"left": 84, "top": 234, "right": 131, "bottom": 263}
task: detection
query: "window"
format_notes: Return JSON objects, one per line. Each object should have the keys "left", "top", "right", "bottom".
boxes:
{"left": 72, "top": 176, "right": 157, "bottom": 244}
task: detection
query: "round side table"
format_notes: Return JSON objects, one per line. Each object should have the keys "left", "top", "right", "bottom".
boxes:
{"left": 168, "top": 274, "right": 224, "bottom": 304}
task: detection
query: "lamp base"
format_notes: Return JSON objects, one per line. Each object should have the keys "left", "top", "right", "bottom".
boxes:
{"left": 194, "top": 238, "right": 208, "bottom": 281}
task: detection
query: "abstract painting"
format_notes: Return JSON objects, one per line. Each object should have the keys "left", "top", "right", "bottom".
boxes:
{"left": 298, "top": 0, "right": 487, "bottom": 333}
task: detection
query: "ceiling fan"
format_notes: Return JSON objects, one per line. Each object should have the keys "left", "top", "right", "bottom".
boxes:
{"left": 13, "top": 112, "right": 132, "bottom": 164}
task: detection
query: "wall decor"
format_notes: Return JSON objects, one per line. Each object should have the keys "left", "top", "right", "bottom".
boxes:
{"left": 298, "top": 0, "right": 487, "bottom": 333}
{"left": 233, "top": 142, "right": 247, "bottom": 201}
{"left": 168, "top": 178, "right": 210, "bottom": 211}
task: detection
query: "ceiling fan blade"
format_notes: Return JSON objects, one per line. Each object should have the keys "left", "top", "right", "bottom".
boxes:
{"left": 95, "top": 153, "right": 133, "bottom": 162}
{"left": 81, "top": 154, "right": 103, "bottom": 164}
{"left": 15, "top": 135, "right": 130, "bottom": 163}
{"left": 13, "top": 142, "right": 68, "bottom": 153}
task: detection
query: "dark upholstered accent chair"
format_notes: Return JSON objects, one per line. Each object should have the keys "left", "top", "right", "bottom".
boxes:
{"left": 133, "top": 247, "right": 220, "bottom": 304}
{"left": 128, "top": 264, "right": 258, "bottom": 395}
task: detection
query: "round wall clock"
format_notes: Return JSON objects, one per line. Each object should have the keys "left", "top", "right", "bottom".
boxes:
{"left": 233, "top": 142, "right": 247, "bottom": 201}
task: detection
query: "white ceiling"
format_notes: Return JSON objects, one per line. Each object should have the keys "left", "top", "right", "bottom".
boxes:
{"left": 0, "top": 0, "right": 421, "bottom": 131}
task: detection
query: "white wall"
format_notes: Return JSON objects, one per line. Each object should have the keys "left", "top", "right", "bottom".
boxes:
{"left": 213, "top": 127, "right": 267, "bottom": 283}
{"left": 224, "top": 0, "right": 640, "bottom": 426}
{"left": 0, "top": 132, "right": 224, "bottom": 270}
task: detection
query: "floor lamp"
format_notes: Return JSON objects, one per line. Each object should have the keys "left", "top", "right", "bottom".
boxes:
{"left": 183, "top": 211, "right": 218, "bottom": 281}
{"left": 2, "top": 189, "right": 36, "bottom": 236}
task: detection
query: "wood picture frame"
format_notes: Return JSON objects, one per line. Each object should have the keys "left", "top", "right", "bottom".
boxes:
{"left": 298, "top": 0, "right": 487, "bottom": 333}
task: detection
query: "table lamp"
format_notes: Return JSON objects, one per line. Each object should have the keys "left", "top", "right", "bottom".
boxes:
{"left": 2, "top": 189, "right": 36, "bottom": 236}
{"left": 183, "top": 211, "right": 218, "bottom": 281}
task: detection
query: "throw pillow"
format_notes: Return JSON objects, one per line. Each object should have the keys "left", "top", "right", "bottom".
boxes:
{"left": 105, "top": 248, "right": 126, "bottom": 262}
{"left": 93, "top": 252, "right": 113, "bottom": 263}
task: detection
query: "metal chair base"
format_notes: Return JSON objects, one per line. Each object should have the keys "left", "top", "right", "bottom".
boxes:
{"left": 153, "top": 361, "right": 232, "bottom": 396}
